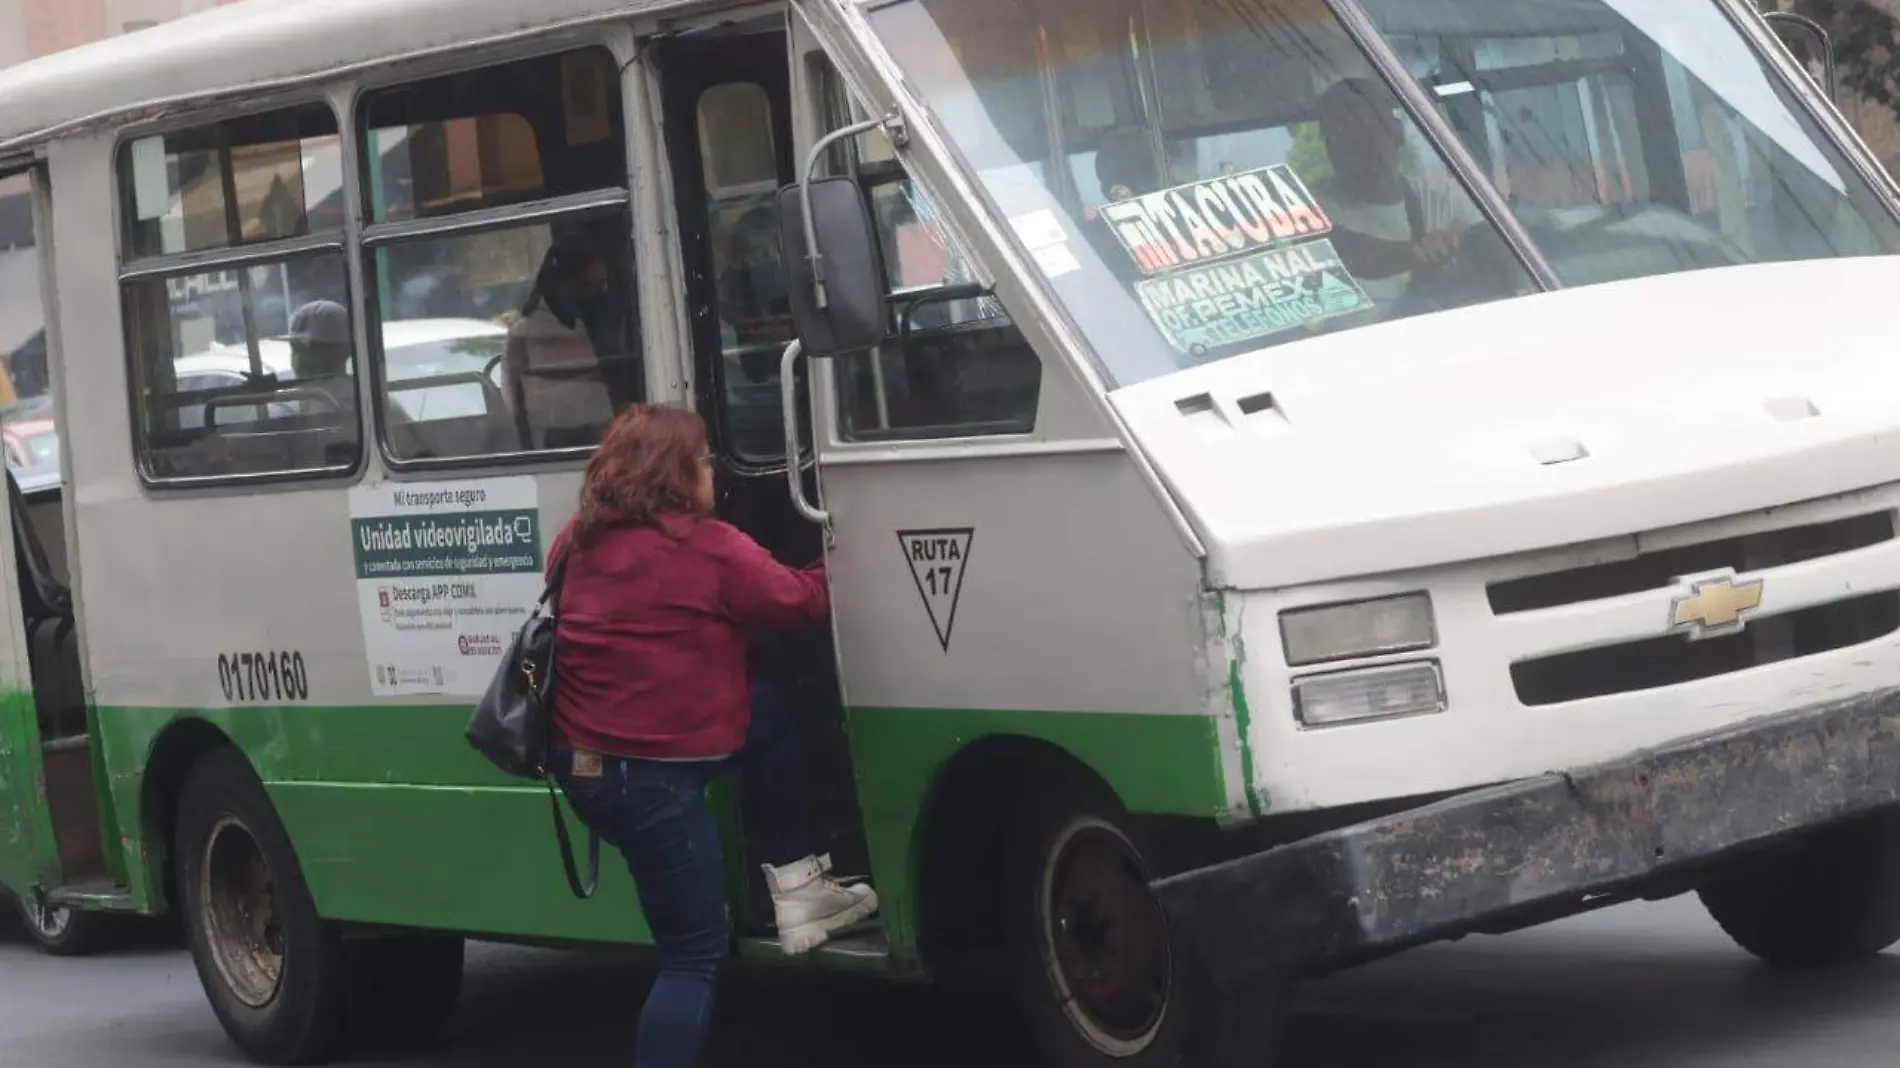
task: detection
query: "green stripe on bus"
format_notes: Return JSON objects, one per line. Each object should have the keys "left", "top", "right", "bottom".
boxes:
{"left": 84, "top": 702, "right": 1224, "bottom": 966}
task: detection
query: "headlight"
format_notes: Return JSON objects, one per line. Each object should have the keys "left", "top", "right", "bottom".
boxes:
{"left": 1279, "top": 593, "right": 1436, "bottom": 667}
{"left": 1293, "top": 661, "right": 1445, "bottom": 727}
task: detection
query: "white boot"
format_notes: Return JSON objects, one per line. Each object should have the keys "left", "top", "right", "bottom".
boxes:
{"left": 763, "top": 854, "right": 879, "bottom": 956}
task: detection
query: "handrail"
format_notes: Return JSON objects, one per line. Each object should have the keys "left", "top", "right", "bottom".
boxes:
{"left": 385, "top": 370, "right": 507, "bottom": 417}
{"left": 204, "top": 386, "right": 339, "bottom": 430}
{"left": 779, "top": 340, "right": 828, "bottom": 526}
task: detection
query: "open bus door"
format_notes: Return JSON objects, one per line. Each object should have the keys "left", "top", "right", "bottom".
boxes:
{"left": 0, "top": 468, "right": 52, "bottom": 898}
{"left": 649, "top": 16, "right": 877, "bottom": 947}
{"left": 0, "top": 166, "right": 116, "bottom": 955}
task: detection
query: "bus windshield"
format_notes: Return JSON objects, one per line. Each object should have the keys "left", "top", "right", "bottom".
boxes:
{"left": 868, "top": 0, "right": 1900, "bottom": 387}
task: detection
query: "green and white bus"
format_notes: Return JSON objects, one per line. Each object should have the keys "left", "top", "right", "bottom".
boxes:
{"left": 6, "top": 0, "right": 1900, "bottom": 1065}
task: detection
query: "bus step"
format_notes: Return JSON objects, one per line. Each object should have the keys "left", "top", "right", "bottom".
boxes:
{"left": 736, "top": 921, "right": 891, "bottom": 972}
{"left": 45, "top": 879, "right": 136, "bottom": 911}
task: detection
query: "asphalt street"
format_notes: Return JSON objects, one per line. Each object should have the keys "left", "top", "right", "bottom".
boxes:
{"left": 4, "top": 895, "right": 1900, "bottom": 1067}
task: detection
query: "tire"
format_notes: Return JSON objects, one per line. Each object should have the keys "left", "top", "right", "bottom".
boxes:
{"left": 352, "top": 933, "right": 465, "bottom": 1051}
{"left": 1003, "top": 782, "right": 1288, "bottom": 1068}
{"left": 13, "top": 890, "right": 114, "bottom": 957}
{"left": 175, "top": 747, "right": 358, "bottom": 1065}
{"left": 1700, "top": 809, "right": 1900, "bottom": 969}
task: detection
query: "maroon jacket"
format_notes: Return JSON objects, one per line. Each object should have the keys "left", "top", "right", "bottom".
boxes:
{"left": 549, "top": 513, "right": 829, "bottom": 760}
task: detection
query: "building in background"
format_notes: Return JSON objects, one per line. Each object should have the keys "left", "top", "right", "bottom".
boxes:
{"left": 0, "top": 0, "right": 243, "bottom": 70}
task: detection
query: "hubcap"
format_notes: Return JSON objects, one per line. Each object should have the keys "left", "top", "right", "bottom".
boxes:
{"left": 199, "top": 815, "right": 284, "bottom": 1008}
{"left": 18, "top": 895, "right": 70, "bottom": 940}
{"left": 1040, "top": 818, "right": 1171, "bottom": 1056}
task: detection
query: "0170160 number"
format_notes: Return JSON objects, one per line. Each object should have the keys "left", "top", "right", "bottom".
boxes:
{"left": 217, "top": 652, "right": 310, "bottom": 703}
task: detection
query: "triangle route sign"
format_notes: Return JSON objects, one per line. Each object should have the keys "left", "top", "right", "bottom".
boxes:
{"left": 897, "top": 528, "right": 974, "bottom": 652}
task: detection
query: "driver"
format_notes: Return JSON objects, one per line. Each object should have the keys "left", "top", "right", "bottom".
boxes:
{"left": 1309, "top": 77, "right": 1483, "bottom": 313}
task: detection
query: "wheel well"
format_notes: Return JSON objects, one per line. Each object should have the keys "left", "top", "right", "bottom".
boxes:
{"left": 913, "top": 736, "right": 1117, "bottom": 981}
{"left": 139, "top": 718, "right": 236, "bottom": 915}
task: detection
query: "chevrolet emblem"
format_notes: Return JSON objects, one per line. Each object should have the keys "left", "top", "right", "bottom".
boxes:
{"left": 1667, "top": 570, "right": 1764, "bottom": 640}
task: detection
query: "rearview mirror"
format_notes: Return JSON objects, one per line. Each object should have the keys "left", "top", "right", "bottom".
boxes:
{"left": 776, "top": 176, "right": 887, "bottom": 359}
{"left": 1763, "top": 10, "right": 1838, "bottom": 102}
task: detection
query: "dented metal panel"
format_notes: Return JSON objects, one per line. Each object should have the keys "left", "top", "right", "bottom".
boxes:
{"left": 1156, "top": 686, "right": 1900, "bottom": 987}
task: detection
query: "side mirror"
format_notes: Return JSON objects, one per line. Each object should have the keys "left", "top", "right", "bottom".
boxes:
{"left": 1763, "top": 10, "right": 1838, "bottom": 103}
{"left": 776, "top": 176, "right": 888, "bottom": 358}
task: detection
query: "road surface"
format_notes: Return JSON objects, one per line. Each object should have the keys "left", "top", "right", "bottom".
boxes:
{"left": 4, "top": 896, "right": 1900, "bottom": 1067}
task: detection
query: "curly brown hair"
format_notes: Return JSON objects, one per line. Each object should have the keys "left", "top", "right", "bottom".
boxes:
{"left": 570, "top": 405, "right": 710, "bottom": 546}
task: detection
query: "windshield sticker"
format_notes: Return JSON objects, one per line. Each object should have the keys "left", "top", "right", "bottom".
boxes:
{"left": 1135, "top": 238, "right": 1373, "bottom": 355}
{"left": 1012, "top": 209, "right": 1082, "bottom": 279}
{"left": 1032, "top": 243, "right": 1082, "bottom": 278}
{"left": 1102, "top": 164, "right": 1332, "bottom": 276}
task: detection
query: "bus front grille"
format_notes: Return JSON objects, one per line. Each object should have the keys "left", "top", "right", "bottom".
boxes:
{"left": 1511, "top": 592, "right": 1900, "bottom": 707}
{"left": 1487, "top": 511, "right": 1895, "bottom": 616}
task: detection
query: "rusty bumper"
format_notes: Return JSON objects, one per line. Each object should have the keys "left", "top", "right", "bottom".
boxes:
{"left": 1154, "top": 688, "right": 1900, "bottom": 987}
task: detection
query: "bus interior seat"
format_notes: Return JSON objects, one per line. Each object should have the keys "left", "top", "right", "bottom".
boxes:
{"left": 392, "top": 412, "right": 519, "bottom": 461}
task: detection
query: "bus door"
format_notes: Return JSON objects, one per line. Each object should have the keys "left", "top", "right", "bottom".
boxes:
{"left": 650, "top": 19, "right": 875, "bottom": 939}
{"left": 0, "top": 166, "right": 105, "bottom": 899}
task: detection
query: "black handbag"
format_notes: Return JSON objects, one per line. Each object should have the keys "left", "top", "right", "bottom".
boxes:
{"left": 465, "top": 547, "right": 600, "bottom": 899}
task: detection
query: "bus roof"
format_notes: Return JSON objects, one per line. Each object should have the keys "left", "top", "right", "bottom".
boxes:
{"left": 0, "top": 0, "right": 697, "bottom": 154}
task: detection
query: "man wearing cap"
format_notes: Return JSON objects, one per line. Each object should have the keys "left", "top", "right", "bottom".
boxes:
{"left": 284, "top": 299, "right": 353, "bottom": 399}
{"left": 276, "top": 299, "right": 415, "bottom": 455}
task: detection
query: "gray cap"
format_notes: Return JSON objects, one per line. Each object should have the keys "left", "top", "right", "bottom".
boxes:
{"left": 282, "top": 299, "right": 351, "bottom": 347}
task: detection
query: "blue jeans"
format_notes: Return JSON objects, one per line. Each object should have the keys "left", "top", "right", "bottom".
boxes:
{"left": 551, "top": 683, "right": 813, "bottom": 1068}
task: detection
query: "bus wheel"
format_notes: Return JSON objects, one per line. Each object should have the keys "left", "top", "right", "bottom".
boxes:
{"left": 1700, "top": 809, "right": 1900, "bottom": 969}
{"left": 176, "top": 748, "right": 356, "bottom": 1065}
{"left": 353, "top": 933, "right": 465, "bottom": 1050}
{"left": 14, "top": 892, "right": 113, "bottom": 956}
{"left": 1004, "top": 787, "right": 1287, "bottom": 1068}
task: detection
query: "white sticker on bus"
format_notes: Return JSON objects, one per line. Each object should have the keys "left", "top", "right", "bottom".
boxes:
{"left": 349, "top": 477, "right": 544, "bottom": 698}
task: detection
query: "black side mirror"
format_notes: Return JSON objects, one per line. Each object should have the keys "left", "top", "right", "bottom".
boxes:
{"left": 776, "top": 176, "right": 887, "bottom": 359}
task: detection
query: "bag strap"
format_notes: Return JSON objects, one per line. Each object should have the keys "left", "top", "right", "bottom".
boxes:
{"left": 545, "top": 775, "right": 601, "bottom": 899}
{"left": 538, "top": 537, "right": 574, "bottom": 612}
{"left": 531, "top": 523, "right": 594, "bottom": 898}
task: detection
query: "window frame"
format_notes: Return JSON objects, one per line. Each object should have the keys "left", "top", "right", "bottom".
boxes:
{"left": 112, "top": 96, "right": 366, "bottom": 491}
{"left": 352, "top": 44, "right": 643, "bottom": 475}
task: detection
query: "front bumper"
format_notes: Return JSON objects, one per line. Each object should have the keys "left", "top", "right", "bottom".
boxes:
{"left": 1154, "top": 688, "right": 1900, "bottom": 986}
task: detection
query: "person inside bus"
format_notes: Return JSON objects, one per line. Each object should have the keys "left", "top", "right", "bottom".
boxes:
{"left": 545, "top": 404, "right": 878, "bottom": 1068}
{"left": 277, "top": 298, "right": 417, "bottom": 459}
{"left": 712, "top": 205, "right": 794, "bottom": 386}
{"left": 503, "top": 242, "right": 622, "bottom": 450}
{"left": 1308, "top": 76, "right": 1485, "bottom": 314}
{"left": 1082, "top": 125, "right": 1165, "bottom": 283}
{"left": 284, "top": 298, "right": 354, "bottom": 401}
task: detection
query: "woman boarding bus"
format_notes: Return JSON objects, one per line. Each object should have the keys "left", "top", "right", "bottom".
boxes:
{"left": 4, "top": 2, "right": 1900, "bottom": 1067}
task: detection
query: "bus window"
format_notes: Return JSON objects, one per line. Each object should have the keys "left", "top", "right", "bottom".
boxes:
{"left": 119, "top": 104, "right": 342, "bottom": 259}
{"left": 698, "top": 80, "right": 799, "bottom": 462}
{"left": 359, "top": 48, "right": 642, "bottom": 461}
{"left": 361, "top": 50, "right": 623, "bottom": 222}
{"left": 124, "top": 258, "right": 357, "bottom": 480}
{"left": 868, "top": 0, "right": 1538, "bottom": 387}
{"left": 818, "top": 63, "right": 1042, "bottom": 442}
{"left": 1352, "top": 0, "right": 1900, "bottom": 286}
{"left": 116, "top": 105, "right": 359, "bottom": 483}
{"left": 0, "top": 172, "right": 57, "bottom": 497}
